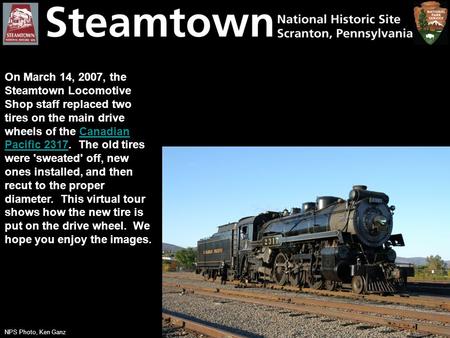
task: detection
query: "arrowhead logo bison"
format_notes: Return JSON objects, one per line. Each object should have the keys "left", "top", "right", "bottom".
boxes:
{"left": 414, "top": 1, "right": 447, "bottom": 44}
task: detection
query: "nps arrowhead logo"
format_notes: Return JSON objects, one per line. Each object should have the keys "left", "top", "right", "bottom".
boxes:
{"left": 414, "top": 1, "right": 447, "bottom": 44}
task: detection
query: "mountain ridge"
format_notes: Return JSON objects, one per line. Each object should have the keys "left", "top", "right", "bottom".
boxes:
{"left": 162, "top": 242, "right": 184, "bottom": 253}
{"left": 396, "top": 256, "right": 450, "bottom": 266}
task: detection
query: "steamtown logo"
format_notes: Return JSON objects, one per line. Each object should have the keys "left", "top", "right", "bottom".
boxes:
{"left": 414, "top": 1, "right": 447, "bottom": 44}
{"left": 2, "top": 3, "right": 39, "bottom": 45}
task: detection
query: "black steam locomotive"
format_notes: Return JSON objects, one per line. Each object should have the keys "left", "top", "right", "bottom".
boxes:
{"left": 196, "top": 185, "right": 414, "bottom": 294}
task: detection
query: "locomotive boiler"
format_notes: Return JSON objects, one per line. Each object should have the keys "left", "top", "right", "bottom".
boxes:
{"left": 196, "top": 185, "right": 414, "bottom": 294}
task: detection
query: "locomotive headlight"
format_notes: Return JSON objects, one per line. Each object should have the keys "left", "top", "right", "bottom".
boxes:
{"left": 372, "top": 215, "right": 387, "bottom": 233}
{"left": 374, "top": 215, "right": 387, "bottom": 226}
{"left": 386, "top": 248, "right": 396, "bottom": 262}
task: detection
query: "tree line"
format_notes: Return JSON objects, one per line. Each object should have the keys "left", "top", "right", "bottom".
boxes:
{"left": 415, "top": 255, "right": 449, "bottom": 279}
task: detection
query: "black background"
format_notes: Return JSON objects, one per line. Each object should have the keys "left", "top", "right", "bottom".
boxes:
{"left": 1, "top": 0, "right": 448, "bottom": 337}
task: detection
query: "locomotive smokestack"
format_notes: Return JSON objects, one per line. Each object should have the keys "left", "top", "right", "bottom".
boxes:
{"left": 349, "top": 185, "right": 389, "bottom": 204}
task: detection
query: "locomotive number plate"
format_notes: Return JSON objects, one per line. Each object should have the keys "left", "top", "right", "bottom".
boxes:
{"left": 263, "top": 237, "right": 279, "bottom": 246}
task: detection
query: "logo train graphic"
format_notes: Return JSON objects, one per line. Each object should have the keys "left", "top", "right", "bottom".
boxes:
{"left": 3, "top": 3, "right": 39, "bottom": 45}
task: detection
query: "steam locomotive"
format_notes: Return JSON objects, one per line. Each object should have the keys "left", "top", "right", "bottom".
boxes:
{"left": 196, "top": 185, "right": 414, "bottom": 294}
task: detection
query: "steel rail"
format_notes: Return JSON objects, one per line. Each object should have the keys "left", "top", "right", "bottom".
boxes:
{"left": 162, "top": 312, "right": 246, "bottom": 338}
{"left": 163, "top": 282, "right": 450, "bottom": 337}
{"left": 164, "top": 281, "right": 450, "bottom": 324}
{"left": 164, "top": 272, "right": 450, "bottom": 311}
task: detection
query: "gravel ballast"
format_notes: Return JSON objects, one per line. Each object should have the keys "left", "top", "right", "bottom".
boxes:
{"left": 163, "top": 288, "right": 429, "bottom": 338}
{"left": 163, "top": 275, "right": 450, "bottom": 317}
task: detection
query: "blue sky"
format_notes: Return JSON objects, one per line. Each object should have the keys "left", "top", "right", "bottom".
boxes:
{"left": 163, "top": 147, "right": 450, "bottom": 260}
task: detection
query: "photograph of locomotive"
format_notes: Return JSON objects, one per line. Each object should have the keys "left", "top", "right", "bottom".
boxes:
{"left": 196, "top": 185, "right": 414, "bottom": 294}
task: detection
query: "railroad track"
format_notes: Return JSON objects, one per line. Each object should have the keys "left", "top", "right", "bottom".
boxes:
{"left": 164, "top": 272, "right": 450, "bottom": 311}
{"left": 162, "top": 312, "right": 246, "bottom": 338}
{"left": 163, "top": 281, "right": 450, "bottom": 337}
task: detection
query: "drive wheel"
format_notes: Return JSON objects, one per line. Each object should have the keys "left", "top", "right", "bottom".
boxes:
{"left": 307, "top": 270, "right": 323, "bottom": 289}
{"left": 273, "top": 252, "right": 288, "bottom": 286}
{"left": 310, "top": 279, "right": 323, "bottom": 290}
{"left": 352, "top": 275, "right": 365, "bottom": 294}
{"left": 324, "top": 280, "right": 338, "bottom": 291}
{"left": 290, "top": 271, "right": 300, "bottom": 286}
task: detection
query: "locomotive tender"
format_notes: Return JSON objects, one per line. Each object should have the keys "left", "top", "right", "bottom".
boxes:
{"left": 196, "top": 185, "right": 413, "bottom": 294}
